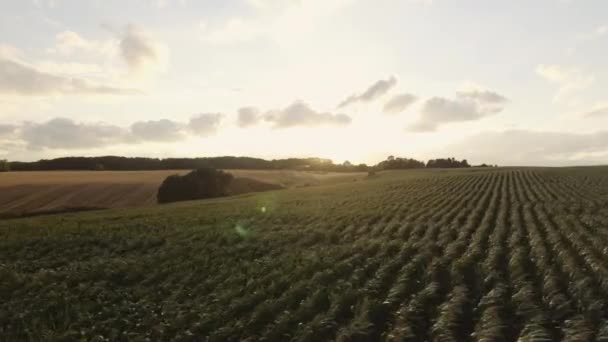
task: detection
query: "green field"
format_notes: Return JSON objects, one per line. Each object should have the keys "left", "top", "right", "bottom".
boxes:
{"left": 2, "top": 167, "right": 608, "bottom": 341}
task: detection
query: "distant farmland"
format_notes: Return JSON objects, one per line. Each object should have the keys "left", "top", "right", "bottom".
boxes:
{"left": 2, "top": 167, "right": 608, "bottom": 340}
{"left": 0, "top": 170, "right": 365, "bottom": 217}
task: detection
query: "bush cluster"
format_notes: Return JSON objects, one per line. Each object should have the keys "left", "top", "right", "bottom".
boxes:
{"left": 157, "top": 168, "right": 233, "bottom": 204}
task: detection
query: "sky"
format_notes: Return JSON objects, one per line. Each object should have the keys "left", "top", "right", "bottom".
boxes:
{"left": 1, "top": 0, "right": 608, "bottom": 166}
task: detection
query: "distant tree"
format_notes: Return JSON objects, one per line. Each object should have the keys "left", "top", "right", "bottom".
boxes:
{"left": 9, "top": 156, "right": 372, "bottom": 172}
{"left": 355, "top": 163, "right": 369, "bottom": 172}
{"left": 426, "top": 157, "right": 471, "bottom": 168}
{"left": 0, "top": 159, "right": 9, "bottom": 172}
{"left": 375, "top": 156, "right": 425, "bottom": 170}
{"left": 157, "top": 168, "right": 234, "bottom": 204}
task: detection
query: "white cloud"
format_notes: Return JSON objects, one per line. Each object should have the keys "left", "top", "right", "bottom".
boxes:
{"left": 338, "top": 76, "right": 398, "bottom": 108}
{"left": 408, "top": 88, "right": 508, "bottom": 132}
{"left": 188, "top": 113, "right": 223, "bottom": 136}
{"left": 456, "top": 89, "right": 508, "bottom": 104}
{"left": 583, "top": 103, "right": 608, "bottom": 118}
{"left": 596, "top": 25, "right": 608, "bottom": 36}
{"left": 0, "top": 57, "right": 137, "bottom": 96}
{"left": 0, "top": 44, "right": 23, "bottom": 60}
{"left": 50, "top": 31, "right": 116, "bottom": 57}
{"left": 34, "top": 61, "right": 105, "bottom": 77}
{"left": 536, "top": 64, "right": 594, "bottom": 103}
{"left": 265, "top": 101, "right": 351, "bottom": 128}
{"left": 383, "top": 93, "right": 418, "bottom": 114}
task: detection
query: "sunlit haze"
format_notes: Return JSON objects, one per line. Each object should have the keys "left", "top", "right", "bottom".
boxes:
{"left": 1, "top": 0, "right": 608, "bottom": 165}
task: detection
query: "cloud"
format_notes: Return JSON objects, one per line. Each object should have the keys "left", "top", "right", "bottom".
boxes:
{"left": 188, "top": 113, "right": 223, "bottom": 136}
{"left": 408, "top": 89, "right": 508, "bottom": 132}
{"left": 7, "top": 113, "right": 225, "bottom": 151}
{"left": 265, "top": 101, "right": 351, "bottom": 128}
{"left": 441, "top": 129, "right": 608, "bottom": 166}
{"left": 597, "top": 25, "right": 608, "bottom": 36}
{"left": 49, "top": 29, "right": 167, "bottom": 78}
{"left": 536, "top": 64, "right": 594, "bottom": 103}
{"left": 21, "top": 118, "right": 128, "bottom": 150}
{"left": 0, "top": 57, "right": 137, "bottom": 96}
{"left": 383, "top": 93, "right": 418, "bottom": 114}
{"left": 0, "top": 125, "right": 17, "bottom": 138}
{"left": 0, "top": 44, "right": 22, "bottom": 60}
{"left": 130, "top": 119, "right": 185, "bottom": 142}
{"left": 338, "top": 76, "right": 398, "bottom": 108}
{"left": 120, "top": 25, "right": 167, "bottom": 74}
{"left": 237, "top": 107, "right": 261, "bottom": 127}
{"left": 51, "top": 31, "right": 116, "bottom": 57}
{"left": 456, "top": 89, "right": 508, "bottom": 104}
{"left": 583, "top": 104, "right": 608, "bottom": 118}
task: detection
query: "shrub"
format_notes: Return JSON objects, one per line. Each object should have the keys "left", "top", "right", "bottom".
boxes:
{"left": 157, "top": 168, "right": 233, "bottom": 204}
{"left": 0, "top": 159, "right": 9, "bottom": 172}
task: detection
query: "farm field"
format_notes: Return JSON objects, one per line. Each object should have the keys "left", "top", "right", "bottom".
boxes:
{"left": 2, "top": 167, "right": 608, "bottom": 340}
{"left": 0, "top": 169, "right": 365, "bottom": 217}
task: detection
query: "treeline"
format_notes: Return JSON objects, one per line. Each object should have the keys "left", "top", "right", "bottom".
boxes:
{"left": 374, "top": 156, "right": 476, "bottom": 170}
{"left": 426, "top": 157, "right": 470, "bottom": 168}
{"left": 8, "top": 156, "right": 362, "bottom": 172}
{"left": 5, "top": 155, "right": 493, "bottom": 172}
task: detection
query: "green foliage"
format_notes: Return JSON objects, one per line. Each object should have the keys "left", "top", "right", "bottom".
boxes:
{"left": 0, "top": 159, "right": 9, "bottom": 172}
{"left": 426, "top": 157, "right": 471, "bottom": 168}
{"left": 1, "top": 167, "right": 608, "bottom": 340}
{"left": 157, "top": 168, "right": 233, "bottom": 204}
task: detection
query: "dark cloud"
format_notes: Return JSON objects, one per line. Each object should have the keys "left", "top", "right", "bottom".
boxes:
{"left": 442, "top": 130, "right": 608, "bottom": 166}
{"left": 21, "top": 118, "right": 127, "bottom": 150}
{"left": 408, "top": 89, "right": 508, "bottom": 132}
{"left": 265, "top": 101, "right": 351, "bottom": 128}
{"left": 188, "top": 113, "right": 223, "bottom": 136}
{"left": 0, "top": 124, "right": 17, "bottom": 137}
{"left": 338, "top": 76, "right": 397, "bottom": 108}
{"left": 383, "top": 93, "right": 418, "bottom": 114}
{"left": 130, "top": 119, "right": 185, "bottom": 142}
{"left": 237, "top": 107, "right": 260, "bottom": 127}
{"left": 10, "top": 114, "right": 224, "bottom": 151}
{"left": 0, "top": 58, "right": 137, "bottom": 96}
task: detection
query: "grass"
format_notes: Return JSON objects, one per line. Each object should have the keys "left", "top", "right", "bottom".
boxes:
{"left": 1, "top": 167, "right": 608, "bottom": 340}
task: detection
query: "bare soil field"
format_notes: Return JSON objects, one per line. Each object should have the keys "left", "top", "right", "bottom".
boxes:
{"left": 0, "top": 170, "right": 365, "bottom": 217}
